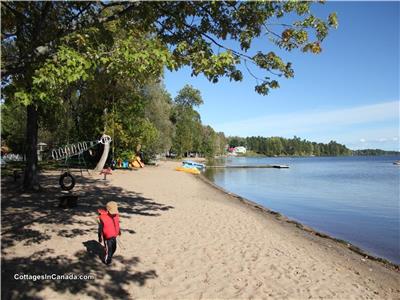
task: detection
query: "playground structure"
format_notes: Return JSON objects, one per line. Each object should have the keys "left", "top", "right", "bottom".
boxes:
{"left": 51, "top": 134, "right": 112, "bottom": 191}
{"left": 51, "top": 135, "right": 112, "bottom": 162}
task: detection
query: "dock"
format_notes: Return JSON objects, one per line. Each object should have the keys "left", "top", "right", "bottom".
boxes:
{"left": 207, "top": 165, "right": 289, "bottom": 169}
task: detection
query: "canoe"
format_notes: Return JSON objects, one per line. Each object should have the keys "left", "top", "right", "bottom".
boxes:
{"left": 182, "top": 160, "right": 206, "bottom": 170}
{"left": 175, "top": 166, "right": 200, "bottom": 175}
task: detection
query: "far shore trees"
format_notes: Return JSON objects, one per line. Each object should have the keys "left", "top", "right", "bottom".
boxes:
{"left": 229, "top": 136, "right": 352, "bottom": 156}
{"left": 1, "top": 1, "right": 337, "bottom": 190}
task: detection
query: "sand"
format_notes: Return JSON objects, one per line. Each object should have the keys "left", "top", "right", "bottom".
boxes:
{"left": 1, "top": 161, "right": 399, "bottom": 299}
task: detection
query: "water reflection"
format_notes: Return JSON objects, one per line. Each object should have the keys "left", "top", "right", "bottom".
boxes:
{"left": 203, "top": 155, "right": 400, "bottom": 264}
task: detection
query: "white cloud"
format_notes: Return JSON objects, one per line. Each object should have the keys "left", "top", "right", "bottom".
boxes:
{"left": 360, "top": 138, "right": 366, "bottom": 143}
{"left": 214, "top": 101, "right": 400, "bottom": 138}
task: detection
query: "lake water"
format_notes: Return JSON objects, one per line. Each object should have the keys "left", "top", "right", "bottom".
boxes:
{"left": 204, "top": 156, "right": 400, "bottom": 264}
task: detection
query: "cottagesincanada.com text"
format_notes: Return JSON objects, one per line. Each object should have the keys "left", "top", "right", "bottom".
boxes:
{"left": 14, "top": 273, "right": 95, "bottom": 281}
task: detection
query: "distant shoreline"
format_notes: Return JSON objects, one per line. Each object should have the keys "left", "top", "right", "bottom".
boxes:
{"left": 227, "top": 153, "right": 400, "bottom": 158}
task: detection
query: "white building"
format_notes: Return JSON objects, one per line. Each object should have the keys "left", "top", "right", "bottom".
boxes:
{"left": 234, "top": 146, "right": 247, "bottom": 154}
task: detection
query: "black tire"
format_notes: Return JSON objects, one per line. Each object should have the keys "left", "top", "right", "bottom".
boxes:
{"left": 59, "top": 172, "right": 75, "bottom": 191}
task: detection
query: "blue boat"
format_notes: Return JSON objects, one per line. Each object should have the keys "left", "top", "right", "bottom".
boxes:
{"left": 182, "top": 160, "right": 206, "bottom": 170}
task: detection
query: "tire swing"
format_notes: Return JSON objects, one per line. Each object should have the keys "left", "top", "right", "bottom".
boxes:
{"left": 59, "top": 172, "right": 75, "bottom": 191}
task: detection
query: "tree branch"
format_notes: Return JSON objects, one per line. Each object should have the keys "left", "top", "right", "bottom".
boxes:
{"left": 155, "top": 6, "right": 285, "bottom": 79}
{"left": 97, "top": 3, "right": 137, "bottom": 24}
{"left": 244, "top": 59, "right": 262, "bottom": 83}
{"left": 1, "top": 2, "right": 25, "bottom": 19}
{"left": 1, "top": 65, "right": 26, "bottom": 79}
{"left": 68, "top": 3, "right": 92, "bottom": 26}
{"left": 262, "top": 23, "right": 283, "bottom": 40}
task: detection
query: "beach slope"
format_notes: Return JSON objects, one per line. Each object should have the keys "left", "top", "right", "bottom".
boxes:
{"left": 1, "top": 161, "right": 399, "bottom": 299}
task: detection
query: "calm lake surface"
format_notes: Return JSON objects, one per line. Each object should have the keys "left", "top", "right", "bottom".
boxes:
{"left": 204, "top": 156, "right": 400, "bottom": 264}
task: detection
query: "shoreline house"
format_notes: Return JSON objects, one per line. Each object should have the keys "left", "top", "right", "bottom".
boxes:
{"left": 228, "top": 146, "right": 247, "bottom": 155}
{"left": 233, "top": 146, "right": 247, "bottom": 154}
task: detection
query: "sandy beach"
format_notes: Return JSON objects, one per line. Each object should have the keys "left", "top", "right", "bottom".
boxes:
{"left": 1, "top": 160, "right": 399, "bottom": 299}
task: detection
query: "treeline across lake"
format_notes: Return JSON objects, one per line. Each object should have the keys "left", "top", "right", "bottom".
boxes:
{"left": 229, "top": 136, "right": 399, "bottom": 157}
{"left": 229, "top": 136, "right": 352, "bottom": 156}
{"left": 353, "top": 149, "right": 400, "bottom": 156}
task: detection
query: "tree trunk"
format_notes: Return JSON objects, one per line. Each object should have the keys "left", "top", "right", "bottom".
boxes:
{"left": 23, "top": 104, "right": 40, "bottom": 191}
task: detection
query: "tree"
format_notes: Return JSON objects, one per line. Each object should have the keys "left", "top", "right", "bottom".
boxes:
{"left": 174, "top": 84, "right": 204, "bottom": 107}
{"left": 1, "top": 1, "right": 337, "bottom": 189}
{"left": 1, "top": 101, "right": 26, "bottom": 155}
{"left": 216, "top": 132, "right": 228, "bottom": 155}
{"left": 200, "top": 125, "right": 217, "bottom": 158}
{"left": 143, "top": 81, "right": 174, "bottom": 156}
{"left": 171, "top": 85, "right": 203, "bottom": 157}
{"left": 228, "top": 136, "right": 246, "bottom": 148}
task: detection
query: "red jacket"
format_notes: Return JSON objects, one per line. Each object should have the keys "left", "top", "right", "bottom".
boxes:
{"left": 98, "top": 208, "right": 120, "bottom": 239}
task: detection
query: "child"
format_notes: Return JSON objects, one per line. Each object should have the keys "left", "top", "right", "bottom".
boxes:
{"left": 98, "top": 201, "right": 121, "bottom": 265}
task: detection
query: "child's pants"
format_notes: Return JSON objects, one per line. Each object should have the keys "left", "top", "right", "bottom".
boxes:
{"left": 104, "top": 237, "right": 117, "bottom": 265}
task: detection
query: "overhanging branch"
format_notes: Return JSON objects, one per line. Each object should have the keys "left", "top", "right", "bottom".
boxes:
{"left": 1, "top": 2, "right": 25, "bottom": 19}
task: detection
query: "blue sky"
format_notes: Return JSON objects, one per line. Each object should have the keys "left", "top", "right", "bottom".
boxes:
{"left": 164, "top": 1, "right": 399, "bottom": 151}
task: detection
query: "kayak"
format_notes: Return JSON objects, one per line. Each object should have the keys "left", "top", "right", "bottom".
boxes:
{"left": 182, "top": 160, "right": 206, "bottom": 170}
{"left": 175, "top": 166, "right": 200, "bottom": 175}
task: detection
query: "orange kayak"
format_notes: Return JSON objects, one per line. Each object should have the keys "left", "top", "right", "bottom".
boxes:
{"left": 175, "top": 166, "right": 200, "bottom": 175}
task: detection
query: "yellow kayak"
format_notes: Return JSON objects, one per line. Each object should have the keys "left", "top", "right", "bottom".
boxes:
{"left": 175, "top": 166, "right": 200, "bottom": 175}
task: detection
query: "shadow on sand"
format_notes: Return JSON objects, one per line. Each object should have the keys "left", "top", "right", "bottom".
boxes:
{"left": 1, "top": 172, "right": 172, "bottom": 299}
